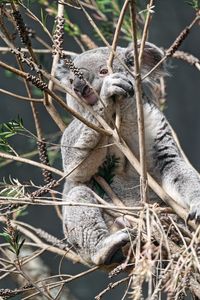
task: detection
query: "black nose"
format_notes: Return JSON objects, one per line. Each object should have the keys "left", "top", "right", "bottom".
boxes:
{"left": 129, "top": 88, "right": 135, "bottom": 98}
{"left": 73, "top": 77, "right": 88, "bottom": 95}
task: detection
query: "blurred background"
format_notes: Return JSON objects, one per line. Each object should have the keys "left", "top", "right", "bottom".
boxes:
{"left": 0, "top": 0, "right": 199, "bottom": 299}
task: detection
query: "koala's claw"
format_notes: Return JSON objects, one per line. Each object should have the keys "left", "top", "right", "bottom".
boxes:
{"left": 113, "top": 82, "right": 134, "bottom": 97}
{"left": 91, "top": 230, "right": 129, "bottom": 266}
{"left": 187, "top": 203, "right": 200, "bottom": 224}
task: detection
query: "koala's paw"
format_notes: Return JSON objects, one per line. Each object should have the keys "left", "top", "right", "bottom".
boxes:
{"left": 187, "top": 201, "right": 200, "bottom": 223}
{"left": 91, "top": 230, "right": 129, "bottom": 266}
{"left": 100, "top": 73, "right": 134, "bottom": 100}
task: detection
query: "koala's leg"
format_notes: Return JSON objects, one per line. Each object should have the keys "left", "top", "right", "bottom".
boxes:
{"left": 144, "top": 102, "right": 200, "bottom": 222}
{"left": 62, "top": 182, "right": 129, "bottom": 266}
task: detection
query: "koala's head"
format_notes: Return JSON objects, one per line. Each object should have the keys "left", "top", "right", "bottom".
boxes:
{"left": 56, "top": 42, "right": 165, "bottom": 112}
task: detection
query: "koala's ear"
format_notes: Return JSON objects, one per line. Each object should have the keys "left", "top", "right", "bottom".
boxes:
{"left": 126, "top": 42, "right": 166, "bottom": 80}
{"left": 56, "top": 53, "right": 77, "bottom": 85}
{"left": 140, "top": 42, "right": 166, "bottom": 78}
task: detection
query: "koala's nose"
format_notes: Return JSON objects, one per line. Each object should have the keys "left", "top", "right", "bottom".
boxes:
{"left": 73, "top": 77, "right": 87, "bottom": 95}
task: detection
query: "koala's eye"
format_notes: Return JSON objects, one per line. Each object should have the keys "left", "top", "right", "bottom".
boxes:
{"left": 69, "top": 78, "right": 73, "bottom": 84}
{"left": 99, "top": 68, "right": 108, "bottom": 76}
{"left": 126, "top": 56, "right": 134, "bottom": 67}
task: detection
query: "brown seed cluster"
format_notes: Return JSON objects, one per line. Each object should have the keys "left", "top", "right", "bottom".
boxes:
{"left": 0, "top": 288, "right": 20, "bottom": 299}
{"left": 26, "top": 74, "right": 48, "bottom": 90}
{"left": 167, "top": 28, "right": 190, "bottom": 57}
{"left": 64, "top": 57, "right": 83, "bottom": 79}
{"left": 12, "top": 10, "right": 31, "bottom": 47}
{"left": 10, "top": 48, "right": 40, "bottom": 72}
{"left": 37, "top": 139, "right": 53, "bottom": 184}
{"left": 30, "top": 179, "right": 58, "bottom": 198}
{"left": 0, "top": 284, "right": 32, "bottom": 299}
{"left": 5, "top": 213, "right": 15, "bottom": 240}
{"left": 52, "top": 15, "right": 65, "bottom": 56}
{"left": 52, "top": 15, "right": 83, "bottom": 79}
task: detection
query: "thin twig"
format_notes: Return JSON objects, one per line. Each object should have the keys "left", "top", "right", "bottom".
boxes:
{"left": 95, "top": 277, "right": 130, "bottom": 300}
{"left": 0, "top": 88, "right": 43, "bottom": 102}
{"left": 94, "top": 175, "right": 124, "bottom": 207}
{"left": 107, "top": 0, "right": 130, "bottom": 72}
{"left": 21, "top": 267, "right": 98, "bottom": 300}
{"left": 130, "top": 0, "right": 148, "bottom": 203}
{"left": 0, "top": 46, "right": 76, "bottom": 56}
{"left": 172, "top": 50, "right": 200, "bottom": 71}
{"left": 138, "top": 0, "right": 154, "bottom": 66}
{"left": 106, "top": 0, "right": 130, "bottom": 137}
{"left": 142, "top": 15, "right": 200, "bottom": 81}
{"left": 0, "top": 216, "right": 83, "bottom": 264}
{"left": 77, "top": 0, "right": 136, "bottom": 77}
{"left": 46, "top": 1, "right": 66, "bottom": 132}
{"left": 19, "top": 1, "right": 53, "bottom": 41}
{"left": 0, "top": 151, "right": 63, "bottom": 177}
{"left": 0, "top": 197, "right": 144, "bottom": 212}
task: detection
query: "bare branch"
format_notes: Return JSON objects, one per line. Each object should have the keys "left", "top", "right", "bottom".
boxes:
{"left": 130, "top": 0, "right": 148, "bottom": 203}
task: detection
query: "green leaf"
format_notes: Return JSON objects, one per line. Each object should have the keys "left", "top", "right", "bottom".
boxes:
{"left": 64, "top": 22, "right": 80, "bottom": 36}
{"left": 186, "top": 0, "right": 200, "bottom": 9}
{"left": 93, "top": 154, "right": 119, "bottom": 197}
{"left": 15, "top": 207, "right": 28, "bottom": 218}
{"left": 98, "top": 154, "right": 119, "bottom": 184}
{"left": 47, "top": 149, "right": 60, "bottom": 165}
{"left": 15, "top": 232, "right": 20, "bottom": 244}
{"left": 40, "top": 8, "right": 47, "bottom": 27}
{"left": 0, "top": 117, "right": 24, "bottom": 140}
{"left": 96, "top": 0, "right": 113, "bottom": 12}
{"left": 0, "top": 232, "right": 12, "bottom": 243}
{"left": 17, "top": 238, "right": 26, "bottom": 254}
{"left": 0, "top": 142, "right": 11, "bottom": 153}
{"left": 4, "top": 70, "right": 15, "bottom": 78}
{"left": 32, "top": 87, "right": 43, "bottom": 97}
{"left": 1, "top": 133, "right": 16, "bottom": 139}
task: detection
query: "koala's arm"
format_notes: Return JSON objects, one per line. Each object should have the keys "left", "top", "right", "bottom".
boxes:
{"left": 61, "top": 116, "right": 108, "bottom": 183}
{"left": 61, "top": 72, "right": 134, "bottom": 183}
{"left": 144, "top": 101, "right": 200, "bottom": 221}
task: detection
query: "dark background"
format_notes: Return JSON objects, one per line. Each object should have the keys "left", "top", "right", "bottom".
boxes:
{"left": 0, "top": 0, "right": 199, "bottom": 299}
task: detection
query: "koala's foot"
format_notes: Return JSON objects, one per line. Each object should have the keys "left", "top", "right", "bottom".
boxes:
{"left": 187, "top": 200, "right": 200, "bottom": 223}
{"left": 91, "top": 230, "right": 129, "bottom": 266}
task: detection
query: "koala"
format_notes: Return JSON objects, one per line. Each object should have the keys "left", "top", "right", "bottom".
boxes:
{"left": 57, "top": 42, "right": 200, "bottom": 266}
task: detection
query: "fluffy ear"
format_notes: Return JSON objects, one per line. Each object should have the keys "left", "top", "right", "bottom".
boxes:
{"left": 125, "top": 42, "right": 166, "bottom": 80}
{"left": 140, "top": 42, "right": 166, "bottom": 79}
{"left": 56, "top": 53, "right": 77, "bottom": 85}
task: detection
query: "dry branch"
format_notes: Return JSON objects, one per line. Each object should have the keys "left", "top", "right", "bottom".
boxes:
{"left": 130, "top": 0, "right": 148, "bottom": 203}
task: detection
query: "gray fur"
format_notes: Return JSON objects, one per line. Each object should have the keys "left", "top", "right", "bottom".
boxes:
{"left": 57, "top": 43, "right": 200, "bottom": 266}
